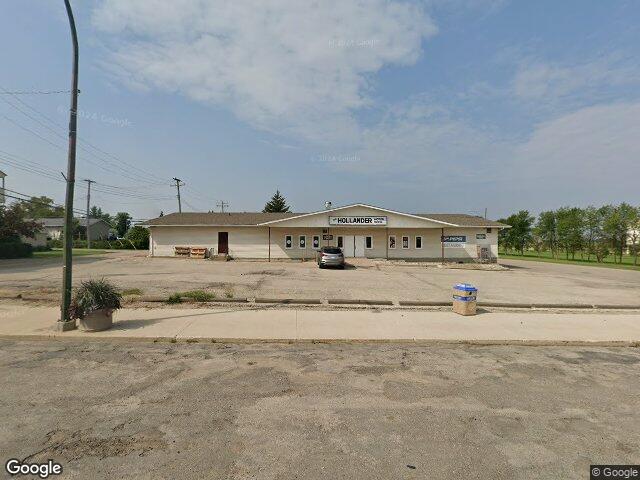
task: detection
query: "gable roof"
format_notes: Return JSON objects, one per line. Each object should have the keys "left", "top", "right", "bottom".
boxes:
{"left": 145, "top": 204, "right": 509, "bottom": 228}
{"left": 145, "top": 211, "right": 301, "bottom": 226}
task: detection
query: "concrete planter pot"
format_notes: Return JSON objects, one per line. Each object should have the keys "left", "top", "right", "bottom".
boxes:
{"left": 79, "top": 309, "right": 114, "bottom": 332}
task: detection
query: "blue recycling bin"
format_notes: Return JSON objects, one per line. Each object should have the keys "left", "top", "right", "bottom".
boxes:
{"left": 453, "top": 283, "right": 478, "bottom": 315}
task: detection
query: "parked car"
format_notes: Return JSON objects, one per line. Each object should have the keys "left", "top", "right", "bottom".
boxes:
{"left": 316, "top": 246, "right": 345, "bottom": 269}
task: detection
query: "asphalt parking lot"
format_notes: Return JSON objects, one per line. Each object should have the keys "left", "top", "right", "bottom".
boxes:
{"left": 0, "top": 251, "right": 638, "bottom": 305}
{"left": 1, "top": 339, "right": 638, "bottom": 479}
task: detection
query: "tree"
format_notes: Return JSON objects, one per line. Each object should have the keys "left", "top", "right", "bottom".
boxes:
{"left": 125, "top": 226, "right": 149, "bottom": 249}
{"left": 262, "top": 190, "right": 290, "bottom": 213}
{"left": 114, "top": 212, "right": 132, "bottom": 238}
{"left": 582, "top": 206, "right": 603, "bottom": 261}
{"left": 556, "top": 207, "right": 584, "bottom": 260}
{"left": 625, "top": 206, "right": 640, "bottom": 265}
{"left": 603, "top": 203, "right": 635, "bottom": 263}
{"left": 19, "top": 196, "right": 64, "bottom": 218}
{"left": 503, "top": 210, "right": 534, "bottom": 255}
{"left": 536, "top": 211, "right": 558, "bottom": 258}
{"left": 0, "top": 203, "right": 42, "bottom": 241}
{"left": 89, "top": 206, "right": 112, "bottom": 225}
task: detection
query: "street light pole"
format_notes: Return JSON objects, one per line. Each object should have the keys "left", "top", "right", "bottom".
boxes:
{"left": 58, "top": 0, "right": 79, "bottom": 330}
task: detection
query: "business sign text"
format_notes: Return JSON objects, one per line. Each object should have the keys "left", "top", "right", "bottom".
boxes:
{"left": 442, "top": 235, "right": 466, "bottom": 248}
{"left": 329, "top": 216, "right": 387, "bottom": 226}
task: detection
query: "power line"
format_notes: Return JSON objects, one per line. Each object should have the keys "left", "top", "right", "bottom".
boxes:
{"left": 0, "top": 89, "right": 73, "bottom": 95}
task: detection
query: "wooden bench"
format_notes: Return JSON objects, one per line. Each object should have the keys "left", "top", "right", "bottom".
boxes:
{"left": 174, "top": 246, "right": 190, "bottom": 257}
{"left": 189, "top": 247, "right": 207, "bottom": 259}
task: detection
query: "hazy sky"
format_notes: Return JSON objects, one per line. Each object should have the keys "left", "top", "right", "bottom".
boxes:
{"left": 1, "top": 0, "right": 638, "bottom": 220}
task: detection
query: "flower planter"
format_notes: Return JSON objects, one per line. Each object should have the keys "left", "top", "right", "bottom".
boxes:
{"left": 79, "top": 308, "right": 113, "bottom": 332}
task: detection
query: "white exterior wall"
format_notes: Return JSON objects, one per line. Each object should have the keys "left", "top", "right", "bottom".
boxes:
{"left": 150, "top": 225, "right": 498, "bottom": 261}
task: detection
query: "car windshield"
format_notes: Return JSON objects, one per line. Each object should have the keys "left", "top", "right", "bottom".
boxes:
{"left": 322, "top": 247, "right": 342, "bottom": 254}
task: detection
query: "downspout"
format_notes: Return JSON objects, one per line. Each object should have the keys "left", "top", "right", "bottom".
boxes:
{"left": 268, "top": 227, "right": 271, "bottom": 262}
{"left": 441, "top": 228, "right": 445, "bottom": 264}
{"left": 386, "top": 227, "right": 389, "bottom": 259}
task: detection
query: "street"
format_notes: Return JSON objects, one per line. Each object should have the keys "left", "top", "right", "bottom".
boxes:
{"left": 1, "top": 339, "right": 638, "bottom": 479}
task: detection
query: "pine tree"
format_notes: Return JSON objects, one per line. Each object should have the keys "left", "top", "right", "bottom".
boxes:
{"left": 262, "top": 190, "right": 290, "bottom": 213}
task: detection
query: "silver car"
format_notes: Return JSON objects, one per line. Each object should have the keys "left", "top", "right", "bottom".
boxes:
{"left": 317, "top": 246, "right": 345, "bottom": 269}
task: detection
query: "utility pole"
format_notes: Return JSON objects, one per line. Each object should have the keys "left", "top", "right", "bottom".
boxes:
{"left": 216, "top": 200, "right": 229, "bottom": 213}
{"left": 173, "top": 177, "right": 184, "bottom": 213}
{"left": 59, "top": 0, "right": 79, "bottom": 330}
{"left": 0, "top": 170, "right": 6, "bottom": 205}
{"left": 84, "top": 179, "right": 94, "bottom": 248}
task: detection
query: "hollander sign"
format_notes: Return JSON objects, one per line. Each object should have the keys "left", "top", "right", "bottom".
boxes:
{"left": 442, "top": 235, "right": 466, "bottom": 248}
{"left": 329, "top": 216, "right": 388, "bottom": 226}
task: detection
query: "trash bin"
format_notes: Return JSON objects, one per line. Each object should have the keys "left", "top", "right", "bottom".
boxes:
{"left": 453, "top": 283, "right": 477, "bottom": 316}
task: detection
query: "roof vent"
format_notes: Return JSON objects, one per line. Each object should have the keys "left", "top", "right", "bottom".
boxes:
{"left": 325, "top": 201, "right": 332, "bottom": 210}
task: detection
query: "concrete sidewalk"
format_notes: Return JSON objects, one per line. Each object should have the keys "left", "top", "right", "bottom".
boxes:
{"left": 1, "top": 304, "right": 639, "bottom": 345}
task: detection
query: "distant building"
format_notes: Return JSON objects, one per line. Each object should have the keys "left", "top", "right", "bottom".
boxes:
{"left": 23, "top": 218, "right": 112, "bottom": 247}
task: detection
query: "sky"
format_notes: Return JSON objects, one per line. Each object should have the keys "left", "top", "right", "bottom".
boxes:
{"left": 0, "top": 0, "right": 638, "bottom": 220}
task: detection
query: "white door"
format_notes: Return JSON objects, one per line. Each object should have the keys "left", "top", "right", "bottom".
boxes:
{"left": 354, "top": 236, "right": 365, "bottom": 257}
{"left": 342, "top": 235, "right": 355, "bottom": 257}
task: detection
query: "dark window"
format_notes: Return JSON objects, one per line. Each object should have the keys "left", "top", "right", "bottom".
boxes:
{"left": 389, "top": 236, "right": 396, "bottom": 249}
{"left": 402, "top": 236, "right": 409, "bottom": 249}
{"left": 365, "top": 236, "right": 372, "bottom": 249}
{"left": 299, "top": 236, "right": 306, "bottom": 248}
{"left": 337, "top": 236, "right": 343, "bottom": 248}
{"left": 285, "top": 235, "right": 292, "bottom": 249}
{"left": 312, "top": 236, "right": 320, "bottom": 248}
{"left": 415, "top": 236, "right": 422, "bottom": 249}
{"left": 486, "top": 228, "right": 492, "bottom": 233}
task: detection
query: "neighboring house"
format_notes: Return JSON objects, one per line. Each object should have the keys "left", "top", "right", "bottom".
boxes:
{"left": 145, "top": 203, "right": 509, "bottom": 262}
{"left": 22, "top": 218, "right": 112, "bottom": 247}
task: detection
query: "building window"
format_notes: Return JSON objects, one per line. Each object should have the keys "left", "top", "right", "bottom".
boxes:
{"left": 285, "top": 235, "right": 292, "bottom": 249}
{"left": 415, "top": 236, "right": 422, "bottom": 249}
{"left": 486, "top": 228, "right": 492, "bottom": 233}
{"left": 337, "top": 236, "right": 344, "bottom": 248}
{"left": 312, "top": 235, "right": 320, "bottom": 248}
{"left": 402, "top": 236, "right": 409, "bottom": 249}
{"left": 299, "top": 235, "right": 306, "bottom": 249}
{"left": 388, "top": 235, "right": 396, "bottom": 249}
{"left": 365, "top": 236, "right": 373, "bottom": 249}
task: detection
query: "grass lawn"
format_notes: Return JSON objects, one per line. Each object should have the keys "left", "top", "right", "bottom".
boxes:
{"left": 500, "top": 250, "right": 640, "bottom": 271}
{"left": 33, "top": 248, "right": 111, "bottom": 258}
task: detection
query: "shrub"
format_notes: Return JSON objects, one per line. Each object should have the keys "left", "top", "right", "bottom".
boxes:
{"left": 69, "top": 279, "right": 122, "bottom": 320}
{"left": 0, "top": 239, "right": 34, "bottom": 259}
{"left": 166, "top": 293, "right": 183, "bottom": 304}
{"left": 125, "top": 226, "right": 150, "bottom": 249}
{"left": 181, "top": 290, "right": 216, "bottom": 302}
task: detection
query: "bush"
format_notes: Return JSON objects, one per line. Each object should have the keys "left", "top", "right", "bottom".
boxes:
{"left": 69, "top": 279, "right": 122, "bottom": 320}
{"left": 0, "top": 239, "right": 33, "bottom": 259}
{"left": 166, "top": 293, "right": 183, "bottom": 304}
{"left": 125, "top": 226, "right": 150, "bottom": 249}
{"left": 181, "top": 290, "right": 216, "bottom": 301}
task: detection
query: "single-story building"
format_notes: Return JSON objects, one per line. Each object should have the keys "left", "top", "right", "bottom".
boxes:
{"left": 145, "top": 203, "right": 509, "bottom": 262}
{"left": 23, "top": 217, "right": 112, "bottom": 247}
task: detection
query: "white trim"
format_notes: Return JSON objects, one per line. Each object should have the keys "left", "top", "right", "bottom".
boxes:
{"left": 284, "top": 234, "right": 293, "bottom": 249}
{"left": 388, "top": 235, "right": 396, "bottom": 249}
{"left": 402, "top": 236, "right": 410, "bottom": 249}
{"left": 365, "top": 236, "right": 373, "bottom": 249}
{"left": 298, "top": 235, "right": 306, "bottom": 249}
{"left": 415, "top": 235, "right": 423, "bottom": 249}
{"left": 257, "top": 203, "right": 459, "bottom": 226}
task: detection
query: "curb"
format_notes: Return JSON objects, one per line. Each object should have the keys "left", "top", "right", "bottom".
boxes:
{"left": 1, "top": 334, "right": 639, "bottom": 348}
{"left": 328, "top": 299, "right": 395, "bottom": 306}
{"left": 254, "top": 298, "right": 322, "bottom": 305}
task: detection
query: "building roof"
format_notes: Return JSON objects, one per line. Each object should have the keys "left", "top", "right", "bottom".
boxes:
{"left": 36, "top": 218, "right": 111, "bottom": 228}
{"left": 146, "top": 206, "right": 508, "bottom": 228}
{"left": 414, "top": 214, "right": 506, "bottom": 228}
{"left": 145, "top": 212, "right": 301, "bottom": 226}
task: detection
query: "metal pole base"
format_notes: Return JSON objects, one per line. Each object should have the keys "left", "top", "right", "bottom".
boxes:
{"left": 56, "top": 319, "right": 77, "bottom": 332}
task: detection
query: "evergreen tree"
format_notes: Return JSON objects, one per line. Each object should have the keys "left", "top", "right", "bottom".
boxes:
{"left": 262, "top": 190, "right": 291, "bottom": 213}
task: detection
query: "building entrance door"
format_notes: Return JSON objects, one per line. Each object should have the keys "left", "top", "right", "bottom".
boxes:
{"left": 341, "top": 235, "right": 365, "bottom": 258}
{"left": 218, "top": 232, "right": 228, "bottom": 254}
